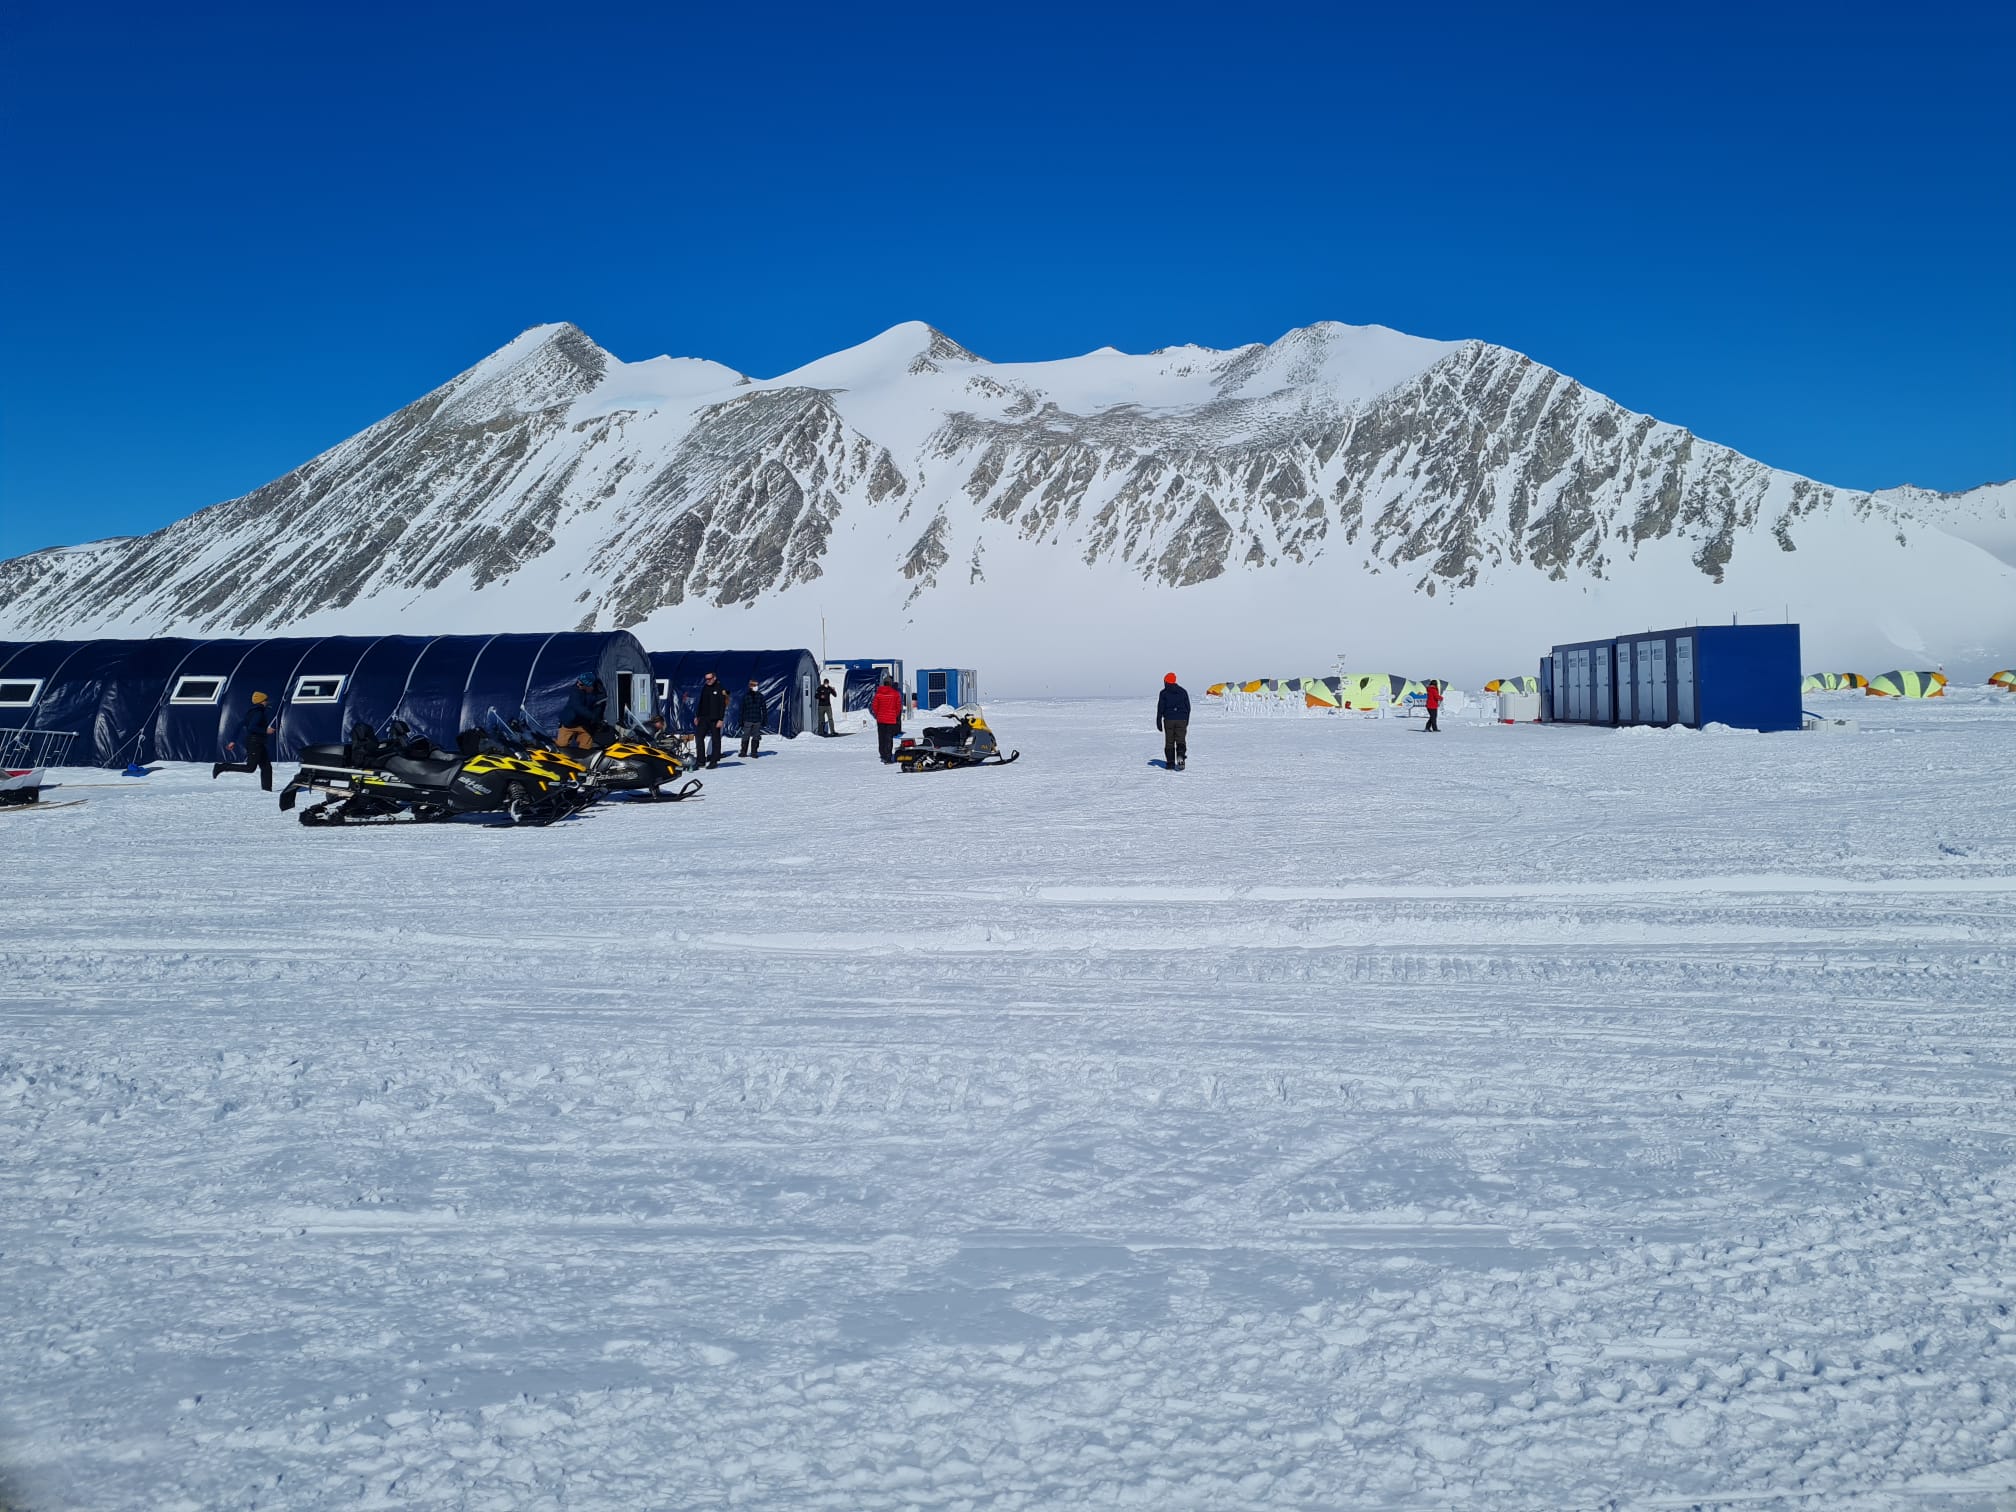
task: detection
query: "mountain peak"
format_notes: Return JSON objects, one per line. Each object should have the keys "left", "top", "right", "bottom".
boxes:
{"left": 772, "top": 321, "right": 985, "bottom": 387}
{"left": 438, "top": 322, "right": 610, "bottom": 416}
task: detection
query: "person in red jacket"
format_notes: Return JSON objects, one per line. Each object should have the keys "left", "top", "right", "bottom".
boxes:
{"left": 1423, "top": 679, "right": 1443, "bottom": 733}
{"left": 870, "top": 675, "right": 904, "bottom": 764}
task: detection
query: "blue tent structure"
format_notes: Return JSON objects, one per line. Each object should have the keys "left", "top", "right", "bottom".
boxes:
{"left": 825, "top": 657, "right": 905, "bottom": 714}
{"left": 0, "top": 632, "right": 655, "bottom": 768}
{"left": 649, "top": 649, "right": 818, "bottom": 738}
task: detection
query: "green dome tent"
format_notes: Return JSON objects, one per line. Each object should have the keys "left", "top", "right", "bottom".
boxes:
{"left": 1866, "top": 670, "right": 1947, "bottom": 698}
{"left": 1801, "top": 672, "right": 1868, "bottom": 692}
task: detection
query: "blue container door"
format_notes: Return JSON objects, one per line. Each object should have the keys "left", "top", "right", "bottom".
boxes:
{"left": 1674, "top": 635, "right": 1698, "bottom": 726}
{"left": 1593, "top": 650, "right": 1613, "bottom": 723}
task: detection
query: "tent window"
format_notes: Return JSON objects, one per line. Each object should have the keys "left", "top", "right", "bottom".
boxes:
{"left": 291, "top": 675, "right": 345, "bottom": 703}
{"left": 655, "top": 678, "right": 670, "bottom": 704}
{"left": 170, "top": 676, "right": 225, "bottom": 705}
{"left": 0, "top": 678, "right": 43, "bottom": 707}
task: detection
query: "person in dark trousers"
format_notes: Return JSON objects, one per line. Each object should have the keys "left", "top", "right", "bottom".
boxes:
{"left": 815, "top": 678, "right": 837, "bottom": 736}
{"left": 556, "top": 676, "right": 603, "bottom": 749}
{"left": 1156, "top": 673, "right": 1190, "bottom": 770}
{"left": 692, "top": 671, "right": 729, "bottom": 767}
{"left": 870, "top": 674, "right": 904, "bottom": 764}
{"left": 1423, "top": 679, "right": 1442, "bottom": 732}
{"left": 738, "top": 679, "right": 769, "bottom": 758}
{"left": 213, "top": 691, "right": 279, "bottom": 790}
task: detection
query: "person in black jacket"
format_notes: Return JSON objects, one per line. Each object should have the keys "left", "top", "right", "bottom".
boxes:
{"left": 213, "top": 691, "right": 279, "bottom": 790}
{"left": 737, "top": 679, "right": 769, "bottom": 758}
{"left": 1156, "top": 673, "right": 1190, "bottom": 770}
{"left": 815, "top": 678, "right": 837, "bottom": 736}
{"left": 692, "top": 671, "right": 729, "bottom": 768}
{"left": 556, "top": 676, "right": 602, "bottom": 749}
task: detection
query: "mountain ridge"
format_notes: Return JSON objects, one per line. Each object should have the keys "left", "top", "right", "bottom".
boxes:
{"left": 1, "top": 319, "right": 2010, "bottom": 690}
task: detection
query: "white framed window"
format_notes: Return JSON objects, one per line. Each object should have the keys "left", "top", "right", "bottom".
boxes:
{"left": 0, "top": 678, "right": 42, "bottom": 707}
{"left": 170, "top": 676, "right": 225, "bottom": 705}
{"left": 655, "top": 678, "right": 671, "bottom": 704}
{"left": 291, "top": 674, "right": 345, "bottom": 703}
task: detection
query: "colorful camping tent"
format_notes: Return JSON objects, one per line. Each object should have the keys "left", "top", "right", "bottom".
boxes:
{"left": 1485, "top": 676, "right": 1538, "bottom": 695}
{"left": 1866, "top": 670, "right": 1947, "bottom": 698}
{"left": 1801, "top": 672, "right": 1869, "bottom": 692}
{"left": 1990, "top": 670, "right": 2016, "bottom": 692}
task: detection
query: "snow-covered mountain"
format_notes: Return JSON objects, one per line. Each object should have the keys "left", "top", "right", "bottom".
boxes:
{"left": 3, "top": 320, "right": 2011, "bottom": 691}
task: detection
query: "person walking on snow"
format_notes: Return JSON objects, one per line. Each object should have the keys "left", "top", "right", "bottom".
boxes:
{"left": 815, "top": 677, "right": 837, "bottom": 737}
{"left": 692, "top": 671, "right": 729, "bottom": 768}
{"left": 870, "top": 675, "right": 904, "bottom": 764}
{"left": 738, "top": 678, "right": 769, "bottom": 758}
{"left": 213, "top": 691, "right": 278, "bottom": 790}
{"left": 1156, "top": 673, "right": 1190, "bottom": 770}
{"left": 1423, "top": 679, "right": 1442, "bottom": 733}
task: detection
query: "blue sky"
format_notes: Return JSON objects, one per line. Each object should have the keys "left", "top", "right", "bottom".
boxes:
{"left": 1, "top": 0, "right": 2010, "bottom": 558}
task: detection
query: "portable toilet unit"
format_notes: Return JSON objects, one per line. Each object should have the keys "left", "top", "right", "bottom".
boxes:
{"left": 1547, "top": 624, "right": 1801, "bottom": 732}
{"left": 1544, "top": 637, "right": 1619, "bottom": 724}
{"left": 915, "top": 667, "right": 979, "bottom": 711}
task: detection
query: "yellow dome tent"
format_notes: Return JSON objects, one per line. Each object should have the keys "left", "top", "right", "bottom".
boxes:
{"left": 1866, "top": 670, "right": 1947, "bottom": 698}
{"left": 1485, "top": 676, "right": 1538, "bottom": 695}
{"left": 1801, "top": 672, "right": 1869, "bottom": 692}
{"left": 1989, "top": 670, "right": 2016, "bottom": 692}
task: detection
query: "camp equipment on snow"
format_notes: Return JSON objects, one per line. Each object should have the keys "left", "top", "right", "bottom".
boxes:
{"left": 1866, "top": 670, "right": 1947, "bottom": 698}
{"left": 895, "top": 710, "right": 1020, "bottom": 772}
{"left": 280, "top": 721, "right": 586, "bottom": 827}
{"left": 918, "top": 668, "right": 981, "bottom": 712}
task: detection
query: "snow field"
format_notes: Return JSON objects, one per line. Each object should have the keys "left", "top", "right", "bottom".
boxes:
{"left": 3, "top": 693, "right": 2015, "bottom": 1508}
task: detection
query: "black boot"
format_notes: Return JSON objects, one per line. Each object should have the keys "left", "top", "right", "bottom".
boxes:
{"left": 211, "top": 763, "right": 223, "bottom": 779}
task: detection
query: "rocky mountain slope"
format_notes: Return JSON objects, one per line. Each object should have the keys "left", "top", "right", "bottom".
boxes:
{"left": 2, "top": 320, "right": 2010, "bottom": 689}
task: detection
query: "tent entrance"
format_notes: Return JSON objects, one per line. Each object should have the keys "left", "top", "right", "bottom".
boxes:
{"left": 617, "top": 670, "right": 653, "bottom": 723}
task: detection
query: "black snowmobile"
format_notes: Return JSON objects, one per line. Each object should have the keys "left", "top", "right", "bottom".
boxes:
{"left": 280, "top": 721, "right": 579, "bottom": 827}
{"left": 895, "top": 710, "right": 1020, "bottom": 773}
{"left": 475, "top": 710, "right": 702, "bottom": 803}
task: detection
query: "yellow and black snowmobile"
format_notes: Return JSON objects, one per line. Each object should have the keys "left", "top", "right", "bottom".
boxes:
{"left": 481, "top": 713, "right": 701, "bottom": 803}
{"left": 895, "top": 710, "right": 1019, "bottom": 773}
{"left": 280, "top": 722, "right": 578, "bottom": 827}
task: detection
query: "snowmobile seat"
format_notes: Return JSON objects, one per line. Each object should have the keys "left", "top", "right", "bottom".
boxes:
{"left": 383, "top": 753, "right": 466, "bottom": 786}
{"left": 298, "top": 743, "right": 349, "bottom": 768}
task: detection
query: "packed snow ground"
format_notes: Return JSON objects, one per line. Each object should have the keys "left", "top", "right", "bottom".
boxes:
{"left": 4, "top": 693, "right": 2015, "bottom": 1510}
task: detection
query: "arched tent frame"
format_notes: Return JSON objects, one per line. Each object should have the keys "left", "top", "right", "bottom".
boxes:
{"left": 650, "top": 650, "right": 819, "bottom": 738}
{"left": 0, "top": 632, "right": 653, "bottom": 767}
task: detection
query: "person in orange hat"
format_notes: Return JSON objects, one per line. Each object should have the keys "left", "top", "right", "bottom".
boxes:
{"left": 1155, "top": 673, "right": 1190, "bottom": 770}
{"left": 213, "top": 690, "right": 278, "bottom": 790}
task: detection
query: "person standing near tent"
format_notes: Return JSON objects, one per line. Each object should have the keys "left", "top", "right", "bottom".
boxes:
{"left": 870, "top": 674, "right": 904, "bottom": 764}
{"left": 556, "top": 676, "right": 603, "bottom": 749}
{"left": 1156, "top": 673, "right": 1190, "bottom": 770}
{"left": 1422, "top": 680, "right": 1443, "bottom": 733}
{"left": 815, "top": 677, "right": 837, "bottom": 736}
{"left": 738, "top": 678, "right": 769, "bottom": 759}
{"left": 213, "top": 691, "right": 278, "bottom": 791}
{"left": 693, "top": 671, "right": 729, "bottom": 768}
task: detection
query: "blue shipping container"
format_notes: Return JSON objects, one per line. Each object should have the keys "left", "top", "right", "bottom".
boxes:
{"left": 1545, "top": 624, "right": 1801, "bottom": 732}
